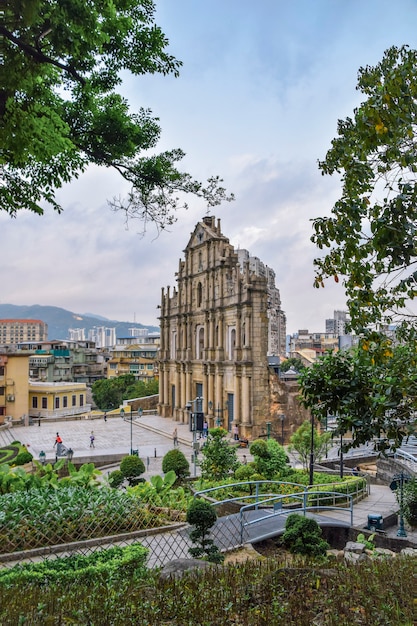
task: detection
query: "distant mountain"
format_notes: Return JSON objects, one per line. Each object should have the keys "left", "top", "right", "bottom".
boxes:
{"left": 0, "top": 304, "right": 159, "bottom": 341}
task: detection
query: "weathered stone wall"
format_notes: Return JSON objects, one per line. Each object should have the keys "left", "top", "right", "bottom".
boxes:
{"left": 376, "top": 456, "right": 417, "bottom": 482}
{"left": 265, "top": 372, "right": 311, "bottom": 444}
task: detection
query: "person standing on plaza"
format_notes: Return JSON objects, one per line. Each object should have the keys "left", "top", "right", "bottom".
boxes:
{"left": 233, "top": 424, "right": 239, "bottom": 441}
{"left": 173, "top": 428, "right": 178, "bottom": 447}
{"left": 90, "top": 431, "right": 95, "bottom": 448}
{"left": 203, "top": 420, "right": 208, "bottom": 438}
{"left": 53, "top": 432, "right": 63, "bottom": 456}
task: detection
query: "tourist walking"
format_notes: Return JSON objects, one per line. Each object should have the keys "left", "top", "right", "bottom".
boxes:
{"left": 173, "top": 428, "right": 178, "bottom": 447}
{"left": 90, "top": 431, "right": 95, "bottom": 448}
{"left": 53, "top": 433, "right": 63, "bottom": 456}
{"left": 233, "top": 424, "right": 239, "bottom": 441}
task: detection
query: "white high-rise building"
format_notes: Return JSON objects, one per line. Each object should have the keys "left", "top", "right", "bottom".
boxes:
{"left": 88, "top": 326, "right": 116, "bottom": 348}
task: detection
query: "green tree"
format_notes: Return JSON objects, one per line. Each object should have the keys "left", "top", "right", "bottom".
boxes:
{"left": 249, "top": 438, "right": 288, "bottom": 479}
{"left": 1, "top": 0, "right": 233, "bottom": 228}
{"left": 288, "top": 420, "right": 331, "bottom": 471}
{"left": 92, "top": 374, "right": 135, "bottom": 410}
{"left": 199, "top": 427, "right": 239, "bottom": 482}
{"left": 162, "top": 449, "right": 190, "bottom": 481}
{"left": 312, "top": 45, "right": 417, "bottom": 336}
{"left": 280, "top": 358, "right": 305, "bottom": 373}
{"left": 186, "top": 498, "right": 223, "bottom": 563}
{"left": 299, "top": 338, "right": 417, "bottom": 452}
{"left": 119, "top": 454, "right": 145, "bottom": 486}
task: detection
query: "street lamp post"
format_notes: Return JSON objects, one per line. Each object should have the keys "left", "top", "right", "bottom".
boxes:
{"left": 186, "top": 397, "right": 203, "bottom": 477}
{"left": 340, "top": 433, "right": 344, "bottom": 479}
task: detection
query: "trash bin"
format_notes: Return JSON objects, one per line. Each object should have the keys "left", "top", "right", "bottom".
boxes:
{"left": 367, "top": 513, "right": 383, "bottom": 531}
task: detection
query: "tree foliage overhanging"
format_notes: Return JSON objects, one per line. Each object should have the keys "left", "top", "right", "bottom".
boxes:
{"left": 313, "top": 45, "right": 417, "bottom": 334}
{"left": 306, "top": 45, "right": 417, "bottom": 451}
{"left": 298, "top": 336, "right": 417, "bottom": 453}
{"left": 1, "top": 0, "right": 233, "bottom": 230}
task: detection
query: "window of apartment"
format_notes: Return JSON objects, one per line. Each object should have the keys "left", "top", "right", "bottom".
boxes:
{"left": 80, "top": 395, "right": 84, "bottom": 406}
{"left": 0, "top": 387, "right": 4, "bottom": 396}
{"left": 63, "top": 396, "right": 68, "bottom": 408}
{"left": 42, "top": 397, "right": 47, "bottom": 409}
{"left": 0, "top": 367, "right": 4, "bottom": 377}
{"left": 55, "top": 397, "right": 60, "bottom": 409}
{"left": 32, "top": 397, "right": 38, "bottom": 409}
{"left": 109, "top": 363, "right": 117, "bottom": 369}
{"left": 147, "top": 364, "right": 153, "bottom": 370}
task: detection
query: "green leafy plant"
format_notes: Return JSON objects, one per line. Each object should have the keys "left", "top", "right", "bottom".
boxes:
{"left": 130, "top": 471, "right": 190, "bottom": 512}
{"left": 162, "top": 449, "right": 190, "bottom": 481}
{"left": 282, "top": 513, "right": 329, "bottom": 557}
{"left": 250, "top": 438, "right": 288, "bottom": 479}
{"left": 402, "top": 476, "right": 417, "bottom": 527}
{"left": 356, "top": 532, "right": 376, "bottom": 551}
{"left": 108, "top": 469, "right": 125, "bottom": 489}
{"left": 0, "top": 543, "right": 148, "bottom": 585}
{"left": 288, "top": 421, "right": 331, "bottom": 471}
{"left": 186, "top": 498, "right": 224, "bottom": 563}
{"left": 200, "top": 427, "right": 239, "bottom": 482}
{"left": 120, "top": 455, "right": 146, "bottom": 486}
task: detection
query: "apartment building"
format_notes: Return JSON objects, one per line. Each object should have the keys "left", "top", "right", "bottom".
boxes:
{"left": 0, "top": 352, "right": 30, "bottom": 424}
{"left": 0, "top": 319, "right": 47, "bottom": 345}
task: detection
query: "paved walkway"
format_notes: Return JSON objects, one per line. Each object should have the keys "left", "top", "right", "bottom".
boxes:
{"left": 4, "top": 413, "right": 417, "bottom": 544}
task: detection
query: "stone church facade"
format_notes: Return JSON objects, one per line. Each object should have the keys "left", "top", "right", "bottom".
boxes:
{"left": 158, "top": 216, "right": 287, "bottom": 439}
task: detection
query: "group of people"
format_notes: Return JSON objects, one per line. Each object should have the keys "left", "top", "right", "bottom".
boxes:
{"left": 53, "top": 431, "right": 95, "bottom": 454}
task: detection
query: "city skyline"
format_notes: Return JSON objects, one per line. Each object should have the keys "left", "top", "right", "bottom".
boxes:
{"left": 2, "top": 1, "right": 417, "bottom": 334}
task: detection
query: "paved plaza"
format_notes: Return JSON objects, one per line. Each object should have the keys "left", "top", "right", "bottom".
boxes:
{"left": 4, "top": 413, "right": 253, "bottom": 478}
{"left": 3, "top": 413, "right": 416, "bottom": 543}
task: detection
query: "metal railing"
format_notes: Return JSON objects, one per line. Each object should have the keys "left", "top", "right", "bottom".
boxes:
{"left": 238, "top": 490, "right": 354, "bottom": 544}
{"left": 195, "top": 479, "right": 361, "bottom": 546}
{"left": 394, "top": 448, "right": 417, "bottom": 473}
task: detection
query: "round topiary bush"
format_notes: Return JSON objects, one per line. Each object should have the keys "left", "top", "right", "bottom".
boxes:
{"left": 120, "top": 455, "right": 145, "bottom": 486}
{"left": 108, "top": 469, "right": 125, "bottom": 489}
{"left": 162, "top": 449, "right": 190, "bottom": 480}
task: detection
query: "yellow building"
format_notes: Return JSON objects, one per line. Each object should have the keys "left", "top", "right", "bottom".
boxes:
{"left": 0, "top": 352, "right": 30, "bottom": 424}
{"left": 107, "top": 344, "right": 159, "bottom": 381}
{"left": 29, "top": 381, "right": 90, "bottom": 419}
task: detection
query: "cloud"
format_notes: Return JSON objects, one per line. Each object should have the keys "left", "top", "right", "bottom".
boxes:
{"left": 3, "top": 0, "right": 417, "bottom": 337}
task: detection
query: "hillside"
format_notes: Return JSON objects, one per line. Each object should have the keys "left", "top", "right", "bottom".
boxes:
{"left": 0, "top": 304, "right": 159, "bottom": 341}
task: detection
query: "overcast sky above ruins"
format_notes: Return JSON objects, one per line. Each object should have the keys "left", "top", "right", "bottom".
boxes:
{"left": 2, "top": 0, "right": 417, "bottom": 335}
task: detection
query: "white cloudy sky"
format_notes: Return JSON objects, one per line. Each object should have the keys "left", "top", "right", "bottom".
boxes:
{"left": 2, "top": 0, "right": 417, "bottom": 334}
